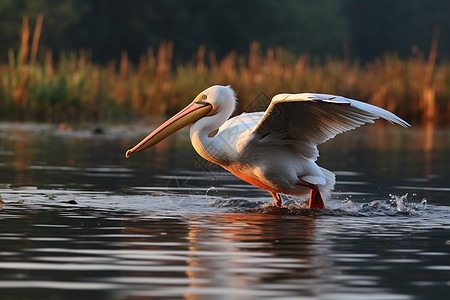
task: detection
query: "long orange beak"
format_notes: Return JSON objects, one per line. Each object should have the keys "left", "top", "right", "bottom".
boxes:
{"left": 125, "top": 101, "right": 212, "bottom": 158}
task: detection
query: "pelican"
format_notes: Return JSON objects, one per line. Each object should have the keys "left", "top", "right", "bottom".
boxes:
{"left": 126, "top": 85, "right": 409, "bottom": 208}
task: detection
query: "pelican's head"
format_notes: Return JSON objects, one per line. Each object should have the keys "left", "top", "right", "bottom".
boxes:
{"left": 125, "top": 85, "right": 236, "bottom": 158}
{"left": 197, "top": 85, "right": 236, "bottom": 114}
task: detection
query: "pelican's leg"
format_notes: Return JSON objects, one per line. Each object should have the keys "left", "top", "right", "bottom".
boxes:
{"left": 296, "top": 179, "right": 325, "bottom": 209}
{"left": 270, "top": 192, "right": 282, "bottom": 207}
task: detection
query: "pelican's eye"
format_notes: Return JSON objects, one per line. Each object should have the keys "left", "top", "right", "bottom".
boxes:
{"left": 201, "top": 94, "right": 207, "bottom": 100}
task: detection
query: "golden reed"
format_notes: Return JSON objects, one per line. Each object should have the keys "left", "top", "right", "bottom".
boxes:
{"left": 0, "top": 16, "right": 448, "bottom": 125}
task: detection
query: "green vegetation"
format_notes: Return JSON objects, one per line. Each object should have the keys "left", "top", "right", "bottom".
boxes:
{"left": 1, "top": 3, "right": 450, "bottom": 125}
{"left": 1, "top": 29, "right": 448, "bottom": 125}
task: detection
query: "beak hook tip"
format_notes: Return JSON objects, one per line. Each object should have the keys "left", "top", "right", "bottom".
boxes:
{"left": 125, "top": 150, "right": 132, "bottom": 158}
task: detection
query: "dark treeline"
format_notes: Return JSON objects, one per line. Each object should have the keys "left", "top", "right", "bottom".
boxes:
{"left": 0, "top": 0, "right": 449, "bottom": 63}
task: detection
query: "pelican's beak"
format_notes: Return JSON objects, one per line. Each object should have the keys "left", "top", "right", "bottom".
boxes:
{"left": 125, "top": 101, "right": 212, "bottom": 158}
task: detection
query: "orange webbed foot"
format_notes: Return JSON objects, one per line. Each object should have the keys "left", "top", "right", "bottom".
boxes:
{"left": 296, "top": 179, "right": 325, "bottom": 209}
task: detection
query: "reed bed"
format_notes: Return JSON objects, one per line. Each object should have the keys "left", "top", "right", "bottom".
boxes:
{"left": 1, "top": 17, "right": 449, "bottom": 125}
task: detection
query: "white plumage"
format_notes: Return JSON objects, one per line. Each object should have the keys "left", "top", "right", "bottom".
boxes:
{"left": 126, "top": 85, "right": 410, "bottom": 208}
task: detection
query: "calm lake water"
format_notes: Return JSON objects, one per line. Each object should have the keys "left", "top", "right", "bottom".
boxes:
{"left": 0, "top": 122, "right": 449, "bottom": 300}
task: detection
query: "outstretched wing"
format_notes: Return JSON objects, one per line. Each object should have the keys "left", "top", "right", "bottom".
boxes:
{"left": 250, "top": 93, "right": 410, "bottom": 159}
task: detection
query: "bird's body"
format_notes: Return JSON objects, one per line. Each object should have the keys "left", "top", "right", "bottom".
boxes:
{"left": 192, "top": 110, "right": 335, "bottom": 201}
{"left": 126, "top": 85, "right": 409, "bottom": 208}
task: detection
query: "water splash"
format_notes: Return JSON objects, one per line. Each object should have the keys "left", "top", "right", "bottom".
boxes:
{"left": 390, "top": 193, "right": 428, "bottom": 215}
{"left": 337, "top": 193, "right": 428, "bottom": 216}
{"left": 209, "top": 193, "right": 429, "bottom": 217}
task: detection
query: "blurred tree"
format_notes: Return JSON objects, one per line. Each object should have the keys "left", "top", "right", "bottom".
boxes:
{"left": 0, "top": 0, "right": 82, "bottom": 57}
{"left": 0, "top": 0, "right": 22, "bottom": 55}
{"left": 344, "top": 0, "right": 450, "bottom": 60}
{"left": 0, "top": 0, "right": 449, "bottom": 63}
{"left": 68, "top": 0, "right": 349, "bottom": 62}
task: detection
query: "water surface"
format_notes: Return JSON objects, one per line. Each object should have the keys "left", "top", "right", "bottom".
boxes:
{"left": 0, "top": 122, "right": 449, "bottom": 299}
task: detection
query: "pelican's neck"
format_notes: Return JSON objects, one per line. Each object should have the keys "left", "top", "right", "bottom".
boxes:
{"left": 190, "top": 106, "right": 233, "bottom": 166}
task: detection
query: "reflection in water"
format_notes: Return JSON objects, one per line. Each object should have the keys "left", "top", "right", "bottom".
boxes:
{"left": 11, "top": 126, "right": 34, "bottom": 186}
{"left": 0, "top": 191, "right": 449, "bottom": 299}
{"left": 423, "top": 120, "right": 435, "bottom": 175}
{"left": 0, "top": 123, "right": 450, "bottom": 299}
{"left": 115, "top": 213, "right": 322, "bottom": 298}
{"left": 183, "top": 214, "right": 317, "bottom": 299}
{"left": 110, "top": 208, "right": 449, "bottom": 299}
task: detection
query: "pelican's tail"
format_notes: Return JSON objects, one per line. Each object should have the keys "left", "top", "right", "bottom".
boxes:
{"left": 318, "top": 167, "right": 336, "bottom": 201}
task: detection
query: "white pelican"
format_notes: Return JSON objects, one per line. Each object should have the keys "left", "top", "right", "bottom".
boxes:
{"left": 126, "top": 85, "right": 409, "bottom": 208}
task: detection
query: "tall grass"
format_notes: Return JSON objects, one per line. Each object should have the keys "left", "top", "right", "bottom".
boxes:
{"left": 1, "top": 16, "right": 449, "bottom": 125}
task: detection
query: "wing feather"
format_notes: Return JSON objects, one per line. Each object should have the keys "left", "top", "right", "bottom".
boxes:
{"left": 250, "top": 93, "right": 410, "bottom": 159}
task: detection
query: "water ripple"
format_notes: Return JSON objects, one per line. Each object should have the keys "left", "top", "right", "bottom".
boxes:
{"left": 0, "top": 280, "right": 121, "bottom": 290}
